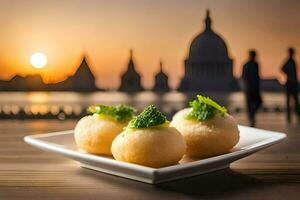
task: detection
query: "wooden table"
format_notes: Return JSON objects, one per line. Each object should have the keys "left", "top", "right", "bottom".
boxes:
{"left": 1, "top": 114, "right": 300, "bottom": 200}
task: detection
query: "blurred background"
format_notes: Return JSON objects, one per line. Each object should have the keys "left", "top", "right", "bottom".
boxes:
{"left": 0, "top": 0, "right": 299, "bottom": 127}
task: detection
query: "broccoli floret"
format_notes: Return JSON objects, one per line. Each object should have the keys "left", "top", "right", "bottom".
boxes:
{"left": 186, "top": 95, "right": 227, "bottom": 121}
{"left": 127, "top": 105, "right": 167, "bottom": 129}
{"left": 87, "top": 104, "right": 136, "bottom": 122}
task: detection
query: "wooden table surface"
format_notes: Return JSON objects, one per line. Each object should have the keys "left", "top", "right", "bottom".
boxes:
{"left": 1, "top": 114, "right": 300, "bottom": 200}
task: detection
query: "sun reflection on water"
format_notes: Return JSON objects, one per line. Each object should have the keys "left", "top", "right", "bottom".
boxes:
{"left": 28, "top": 92, "right": 50, "bottom": 103}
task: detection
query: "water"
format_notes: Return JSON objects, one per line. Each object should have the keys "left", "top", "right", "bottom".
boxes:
{"left": 0, "top": 91, "right": 288, "bottom": 119}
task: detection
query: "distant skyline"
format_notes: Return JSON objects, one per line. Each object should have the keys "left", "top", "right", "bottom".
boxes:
{"left": 0, "top": 0, "right": 299, "bottom": 89}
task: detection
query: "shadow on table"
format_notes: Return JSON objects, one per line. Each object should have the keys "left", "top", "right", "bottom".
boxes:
{"left": 157, "top": 168, "right": 261, "bottom": 196}
{"left": 78, "top": 167, "right": 261, "bottom": 197}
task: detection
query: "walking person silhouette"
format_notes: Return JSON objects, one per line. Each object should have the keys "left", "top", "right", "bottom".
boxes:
{"left": 281, "top": 47, "right": 300, "bottom": 123}
{"left": 242, "top": 50, "right": 262, "bottom": 127}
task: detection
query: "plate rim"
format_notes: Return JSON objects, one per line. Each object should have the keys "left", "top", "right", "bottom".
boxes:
{"left": 24, "top": 131, "right": 156, "bottom": 175}
{"left": 24, "top": 125, "right": 286, "bottom": 175}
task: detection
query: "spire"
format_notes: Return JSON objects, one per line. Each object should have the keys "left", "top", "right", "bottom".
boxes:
{"left": 129, "top": 49, "right": 133, "bottom": 60}
{"left": 159, "top": 60, "right": 163, "bottom": 72}
{"left": 153, "top": 60, "right": 170, "bottom": 92}
{"left": 81, "top": 55, "right": 88, "bottom": 64}
{"left": 156, "top": 60, "right": 167, "bottom": 77}
{"left": 128, "top": 49, "right": 134, "bottom": 70}
{"left": 77, "top": 55, "right": 93, "bottom": 76}
{"left": 204, "top": 9, "right": 212, "bottom": 31}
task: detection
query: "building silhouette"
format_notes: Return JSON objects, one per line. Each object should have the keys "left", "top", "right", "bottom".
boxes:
{"left": 0, "top": 56, "right": 99, "bottom": 92}
{"left": 152, "top": 61, "right": 170, "bottom": 92}
{"left": 0, "top": 74, "right": 46, "bottom": 91}
{"left": 118, "top": 49, "right": 144, "bottom": 92}
{"left": 178, "top": 10, "right": 238, "bottom": 91}
{"left": 0, "top": 9, "right": 294, "bottom": 93}
{"left": 56, "top": 57, "right": 98, "bottom": 92}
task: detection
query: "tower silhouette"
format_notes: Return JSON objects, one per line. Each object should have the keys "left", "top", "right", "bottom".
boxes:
{"left": 118, "top": 49, "right": 144, "bottom": 92}
{"left": 67, "top": 56, "right": 97, "bottom": 92}
{"left": 152, "top": 61, "right": 170, "bottom": 92}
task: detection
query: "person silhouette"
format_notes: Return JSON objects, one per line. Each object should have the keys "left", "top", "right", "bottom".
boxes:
{"left": 242, "top": 50, "right": 262, "bottom": 127}
{"left": 281, "top": 47, "right": 300, "bottom": 123}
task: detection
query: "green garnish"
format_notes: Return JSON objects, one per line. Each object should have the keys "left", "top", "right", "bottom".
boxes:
{"left": 87, "top": 104, "right": 136, "bottom": 122}
{"left": 186, "top": 95, "right": 227, "bottom": 121}
{"left": 127, "top": 105, "right": 167, "bottom": 129}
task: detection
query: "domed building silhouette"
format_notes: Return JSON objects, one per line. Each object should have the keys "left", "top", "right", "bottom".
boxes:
{"left": 119, "top": 50, "right": 144, "bottom": 92}
{"left": 178, "top": 10, "right": 238, "bottom": 91}
{"left": 152, "top": 61, "right": 170, "bottom": 92}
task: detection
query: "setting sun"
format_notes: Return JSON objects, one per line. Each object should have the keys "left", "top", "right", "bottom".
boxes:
{"left": 30, "top": 52, "right": 47, "bottom": 69}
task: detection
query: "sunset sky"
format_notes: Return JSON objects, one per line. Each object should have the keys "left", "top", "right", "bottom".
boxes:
{"left": 0, "top": 0, "right": 299, "bottom": 89}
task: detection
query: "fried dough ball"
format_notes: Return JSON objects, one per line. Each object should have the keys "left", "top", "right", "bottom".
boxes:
{"left": 74, "top": 114, "right": 126, "bottom": 155}
{"left": 171, "top": 108, "right": 239, "bottom": 158}
{"left": 111, "top": 125, "right": 186, "bottom": 168}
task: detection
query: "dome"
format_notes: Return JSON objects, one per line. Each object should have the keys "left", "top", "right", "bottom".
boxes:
{"left": 188, "top": 10, "right": 229, "bottom": 61}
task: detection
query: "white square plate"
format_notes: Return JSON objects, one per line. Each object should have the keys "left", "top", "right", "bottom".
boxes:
{"left": 24, "top": 125, "right": 286, "bottom": 184}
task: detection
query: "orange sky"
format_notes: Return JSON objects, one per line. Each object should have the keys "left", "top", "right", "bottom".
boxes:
{"left": 0, "top": 0, "right": 299, "bottom": 89}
